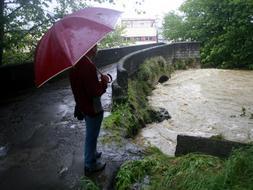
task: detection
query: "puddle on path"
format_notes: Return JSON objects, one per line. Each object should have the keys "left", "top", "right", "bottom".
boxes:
{"left": 136, "top": 69, "right": 253, "bottom": 156}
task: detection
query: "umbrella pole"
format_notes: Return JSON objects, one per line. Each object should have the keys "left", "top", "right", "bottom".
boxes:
{"left": 84, "top": 133, "right": 86, "bottom": 176}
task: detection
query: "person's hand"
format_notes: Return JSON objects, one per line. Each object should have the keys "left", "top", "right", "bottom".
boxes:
{"left": 101, "top": 74, "right": 110, "bottom": 84}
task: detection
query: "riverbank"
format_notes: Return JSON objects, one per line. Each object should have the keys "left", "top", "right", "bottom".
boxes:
{"left": 137, "top": 69, "right": 253, "bottom": 155}
{"left": 115, "top": 68, "right": 253, "bottom": 190}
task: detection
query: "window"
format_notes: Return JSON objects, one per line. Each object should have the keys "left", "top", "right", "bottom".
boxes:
{"left": 134, "top": 37, "right": 141, "bottom": 41}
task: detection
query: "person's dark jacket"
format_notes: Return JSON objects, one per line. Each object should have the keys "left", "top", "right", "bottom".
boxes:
{"left": 69, "top": 56, "right": 107, "bottom": 117}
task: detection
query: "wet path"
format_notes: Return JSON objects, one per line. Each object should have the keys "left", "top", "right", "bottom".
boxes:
{"left": 0, "top": 63, "right": 142, "bottom": 190}
{"left": 137, "top": 69, "right": 253, "bottom": 156}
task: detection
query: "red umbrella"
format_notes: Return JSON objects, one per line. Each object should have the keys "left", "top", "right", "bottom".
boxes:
{"left": 34, "top": 7, "right": 122, "bottom": 87}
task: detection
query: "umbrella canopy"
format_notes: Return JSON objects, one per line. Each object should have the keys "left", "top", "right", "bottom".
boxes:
{"left": 35, "top": 7, "right": 122, "bottom": 87}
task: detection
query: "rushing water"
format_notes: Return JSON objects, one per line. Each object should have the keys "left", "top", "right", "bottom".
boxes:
{"left": 136, "top": 69, "right": 253, "bottom": 156}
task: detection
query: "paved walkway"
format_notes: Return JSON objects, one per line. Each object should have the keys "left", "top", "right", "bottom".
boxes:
{"left": 0, "top": 63, "right": 143, "bottom": 190}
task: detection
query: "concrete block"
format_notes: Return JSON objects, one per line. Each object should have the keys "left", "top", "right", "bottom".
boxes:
{"left": 175, "top": 135, "right": 248, "bottom": 158}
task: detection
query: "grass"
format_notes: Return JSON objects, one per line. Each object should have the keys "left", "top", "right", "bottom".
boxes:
{"left": 78, "top": 176, "right": 100, "bottom": 190}
{"left": 173, "top": 58, "right": 198, "bottom": 70}
{"left": 211, "top": 145, "right": 253, "bottom": 190}
{"left": 210, "top": 134, "right": 225, "bottom": 141}
{"left": 101, "top": 103, "right": 136, "bottom": 144}
{"left": 116, "top": 145, "right": 253, "bottom": 190}
{"left": 115, "top": 147, "right": 171, "bottom": 190}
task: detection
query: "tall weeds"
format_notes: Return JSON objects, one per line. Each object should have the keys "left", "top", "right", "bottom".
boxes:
{"left": 116, "top": 146, "right": 253, "bottom": 190}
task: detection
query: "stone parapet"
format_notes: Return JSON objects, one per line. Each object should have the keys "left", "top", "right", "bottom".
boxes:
{"left": 112, "top": 42, "right": 201, "bottom": 104}
{"left": 0, "top": 43, "right": 163, "bottom": 99}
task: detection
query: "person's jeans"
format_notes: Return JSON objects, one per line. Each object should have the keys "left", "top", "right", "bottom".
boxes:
{"left": 84, "top": 112, "right": 103, "bottom": 168}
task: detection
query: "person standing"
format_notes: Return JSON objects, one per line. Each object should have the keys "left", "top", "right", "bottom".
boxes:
{"left": 69, "top": 45, "right": 110, "bottom": 173}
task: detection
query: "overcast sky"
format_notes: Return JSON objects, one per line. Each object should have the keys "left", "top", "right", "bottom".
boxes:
{"left": 90, "top": 0, "right": 186, "bottom": 19}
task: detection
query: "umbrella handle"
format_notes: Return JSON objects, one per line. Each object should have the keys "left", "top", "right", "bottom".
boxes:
{"left": 97, "top": 67, "right": 112, "bottom": 83}
{"left": 107, "top": 74, "right": 112, "bottom": 83}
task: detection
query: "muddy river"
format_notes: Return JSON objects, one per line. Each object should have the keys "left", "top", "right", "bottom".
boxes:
{"left": 137, "top": 69, "right": 253, "bottom": 156}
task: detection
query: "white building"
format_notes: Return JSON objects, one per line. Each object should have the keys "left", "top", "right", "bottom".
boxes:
{"left": 121, "top": 18, "right": 158, "bottom": 45}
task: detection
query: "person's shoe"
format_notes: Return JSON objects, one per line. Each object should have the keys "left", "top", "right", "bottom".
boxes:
{"left": 84, "top": 161, "right": 106, "bottom": 174}
{"left": 96, "top": 151, "right": 102, "bottom": 159}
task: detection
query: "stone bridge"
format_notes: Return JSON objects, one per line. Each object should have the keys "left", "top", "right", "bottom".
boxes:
{"left": 0, "top": 42, "right": 200, "bottom": 190}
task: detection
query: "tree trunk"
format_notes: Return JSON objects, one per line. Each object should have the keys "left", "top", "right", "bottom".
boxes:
{"left": 0, "top": 0, "right": 4, "bottom": 65}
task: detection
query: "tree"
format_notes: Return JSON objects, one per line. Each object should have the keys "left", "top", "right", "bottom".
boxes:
{"left": 163, "top": 0, "right": 253, "bottom": 69}
{"left": 0, "top": 0, "right": 54, "bottom": 65}
{"left": 163, "top": 11, "right": 185, "bottom": 42}
{"left": 0, "top": 0, "right": 4, "bottom": 66}
{"left": 0, "top": 0, "right": 118, "bottom": 65}
{"left": 99, "top": 25, "right": 131, "bottom": 48}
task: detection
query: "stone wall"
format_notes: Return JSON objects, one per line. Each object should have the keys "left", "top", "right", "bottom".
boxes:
{"left": 93, "top": 43, "right": 164, "bottom": 67}
{"left": 0, "top": 43, "right": 163, "bottom": 99}
{"left": 112, "top": 42, "right": 201, "bottom": 103}
{"left": 0, "top": 62, "right": 34, "bottom": 99}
